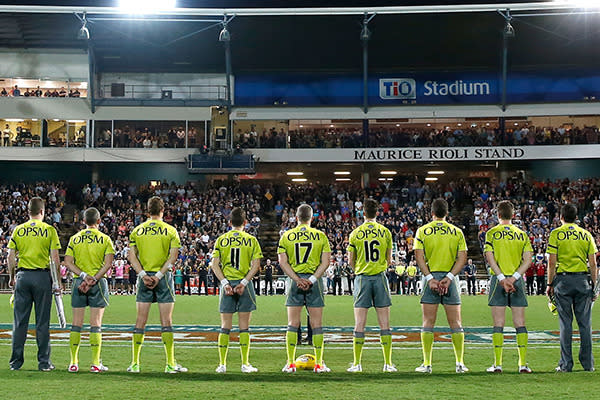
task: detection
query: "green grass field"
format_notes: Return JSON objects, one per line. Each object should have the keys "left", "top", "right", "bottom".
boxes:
{"left": 1, "top": 293, "right": 599, "bottom": 400}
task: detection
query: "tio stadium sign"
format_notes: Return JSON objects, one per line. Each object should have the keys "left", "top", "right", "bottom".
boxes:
{"left": 380, "top": 78, "right": 492, "bottom": 100}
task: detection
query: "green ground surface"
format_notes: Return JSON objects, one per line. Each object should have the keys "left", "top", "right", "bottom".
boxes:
{"left": 0, "top": 294, "right": 599, "bottom": 400}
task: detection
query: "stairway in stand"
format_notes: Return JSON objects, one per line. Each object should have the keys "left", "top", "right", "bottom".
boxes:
{"left": 451, "top": 202, "right": 487, "bottom": 278}
{"left": 257, "top": 211, "right": 280, "bottom": 262}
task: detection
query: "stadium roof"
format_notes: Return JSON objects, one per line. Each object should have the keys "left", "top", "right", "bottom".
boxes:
{"left": 0, "top": 1, "right": 599, "bottom": 73}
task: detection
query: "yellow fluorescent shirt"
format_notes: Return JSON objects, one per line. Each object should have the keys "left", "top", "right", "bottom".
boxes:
{"left": 413, "top": 220, "right": 467, "bottom": 272}
{"left": 547, "top": 223, "right": 598, "bottom": 273}
{"left": 278, "top": 224, "right": 331, "bottom": 274}
{"left": 66, "top": 228, "right": 115, "bottom": 276}
{"left": 347, "top": 221, "right": 392, "bottom": 275}
{"left": 484, "top": 224, "right": 533, "bottom": 275}
{"left": 213, "top": 229, "right": 263, "bottom": 280}
{"left": 129, "top": 219, "right": 181, "bottom": 272}
{"left": 8, "top": 220, "right": 61, "bottom": 269}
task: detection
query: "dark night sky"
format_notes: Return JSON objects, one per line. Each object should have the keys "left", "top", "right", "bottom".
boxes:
{"left": 0, "top": 1, "right": 598, "bottom": 73}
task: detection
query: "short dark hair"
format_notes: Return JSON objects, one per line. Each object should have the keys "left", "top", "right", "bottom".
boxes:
{"left": 497, "top": 200, "right": 514, "bottom": 220}
{"left": 296, "top": 204, "right": 313, "bottom": 223}
{"left": 147, "top": 196, "right": 164, "bottom": 216}
{"left": 231, "top": 207, "right": 246, "bottom": 227}
{"left": 431, "top": 198, "right": 448, "bottom": 218}
{"left": 364, "top": 199, "right": 379, "bottom": 219}
{"left": 28, "top": 197, "right": 45, "bottom": 216}
{"left": 561, "top": 203, "right": 577, "bottom": 223}
{"left": 84, "top": 207, "right": 100, "bottom": 226}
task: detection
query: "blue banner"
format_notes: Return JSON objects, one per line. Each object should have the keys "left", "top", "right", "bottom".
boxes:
{"left": 234, "top": 70, "right": 600, "bottom": 106}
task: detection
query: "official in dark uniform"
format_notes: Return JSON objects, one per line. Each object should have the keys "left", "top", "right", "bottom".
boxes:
{"left": 264, "top": 259, "right": 274, "bottom": 295}
{"left": 253, "top": 267, "right": 261, "bottom": 296}
{"left": 464, "top": 259, "right": 477, "bottom": 295}
{"left": 333, "top": 262, "right": 342, "bottom": 295}
{"left": 197, "top": 262, "right": 209, "bottom": 296}
{"left": 7, "top": 197, "right": 61, "bottom": 371}
{"left": 546, "top": 204, "right": 598, "bottom": 372}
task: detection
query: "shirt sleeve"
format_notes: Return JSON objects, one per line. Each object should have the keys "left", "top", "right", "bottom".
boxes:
{"left": 546, "top": 230, "right": 558, "bottom": 254}
{"left": 523, "top": 234, "right": 534, "bottom": 253}
{"left": 483, "top": 230, "right": 494, "bottom": 253}
{"left": 7, "top": 235, "right": 17, "bottom": 250}
{"left": 65, "top": 237, "right": 74, "bottom": 257}
{"left": 252, "top": 237, "right": 264, "bottom": 260}
{"left": 170, "top": 227, "right": 182, "bottom": 249}
{"left": 321, "top": 232, "right": 332, "bottom": 253}
{"left": 413, "top": 228, "right": 424, "bottom": 250}
{"left": 212, "top": 236, "right": 221, "bottom": 259}
{"left": 105, "top": 236, "right": 116, "bottom": 255}
{"left": 50, "top": 226, "right": 61, "bottom": 250}
{"left": 346, "top": 231, "right": 356, "bottom": 253}
{"left": 277, "top": 234, "right": 287, "bottom": 254}
{"left": 588, "top": 232, "right": 598, "bottom": 256}
{"left": 457, "top": 229, "right": 468, "bottom": 252}
{"left": 129, "top": 229, "right": 137, "bottom": 248}
{"left": 386, "top": 228, "right": 393, "bottom": 250}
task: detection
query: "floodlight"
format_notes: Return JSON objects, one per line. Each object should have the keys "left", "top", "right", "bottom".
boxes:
{"left": 119, "top": 0, "right": 176, "bottom": 14}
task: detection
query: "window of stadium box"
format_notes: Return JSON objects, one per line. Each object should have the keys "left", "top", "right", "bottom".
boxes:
{"left": 0, "top": 78, "right": 87, "bottom": 98}
{"left": 94, "top": 120, "right": 208, "bottom": 149}
{"left": 0, "top": 119, "right": 86, "bottom": 148}
{"left": 232, "top": 118, "right": 600, "bottom": 148}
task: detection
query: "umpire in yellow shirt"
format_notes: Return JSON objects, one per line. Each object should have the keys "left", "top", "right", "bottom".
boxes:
{"left": 7, "top": 197, "right": 61, "bottom": 371}
{"left": 546, "top": 203, "right": 598, "bottom": 372}
{"left": 413, "top": 198, "right": 468, "bottom": 374}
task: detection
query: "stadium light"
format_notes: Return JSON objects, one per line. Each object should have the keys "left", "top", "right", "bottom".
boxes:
{"left": 287, "top": 172, "right": 304, "bottom": 176}
{"left": 334, "top": 171, "right": 351, "bottom": 175}
{"left": 428, "top": 171, "right": 445, "bottom": 174}
{"left": 291, "top": 178, "right": 307, "bottom": 182}
{"left": 4, "top": 119, "right": 24, "bottom": 122}
{"left": 555, "top": 0, "right": 600, "bottom": 9}
{"left": 425, "top": 177, "right": 438, "bottom": 181}
{"left": 380, "top": 171, "right": 397, "bottom": 175}
{"left": 336, "top": 178, "right": 351, "bottom": 182}
{"left": 77, "top": 13, "right": 89, "bottom": 40}
{"left": 118, "top": 0, "right": 176, "bottom": 14}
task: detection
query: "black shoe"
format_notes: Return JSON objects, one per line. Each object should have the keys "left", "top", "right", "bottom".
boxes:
{"left": 10, "top": 365, "right": 21, "bottom": 371}
{"left": 39, "top": 363, "right": 55, "bottom": 372}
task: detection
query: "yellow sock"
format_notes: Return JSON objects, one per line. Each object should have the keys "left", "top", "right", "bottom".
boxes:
{"left": 132, "top": 329, "right": 144, "bottom": 365}
{"left": 492, "top": 327, "right": 504, "bottom": 366}
{"left": 353, "top": 331, "right": 365, "bottom": 365}
{"left": 516, "top": 327, "right": 528, "bottom": 367}
{"left": 452, "top": 329, "right": 465, "bottom": 364}
{"left": 285, "top": 326, "right": 298, "bottom": 364}
{"left": 162, "top": 327, "right": 176, "bottom": 366}
{"left": 312, "top": 328, "right": 324, "bottom": 365}
{"left": 239, "top": 330, "right": 250, "bottom": 365}
{"left": 218, "top": 329, "right": 230, "bottom": 366}
{"left": 89, "top": 326, "right": 102, "bottom": 366}
{"left": 380, "top": 330, "right": 393, "bottom": 365}
{"left": 421, "top": 329, "right": 434, "bottom": 366}
{"left": 69, "top": 326, "right": 81, "bottom": 365}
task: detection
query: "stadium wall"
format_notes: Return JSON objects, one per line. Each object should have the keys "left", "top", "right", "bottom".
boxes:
{"left": 0, "top": 48, "right": 88, "bottom": 81}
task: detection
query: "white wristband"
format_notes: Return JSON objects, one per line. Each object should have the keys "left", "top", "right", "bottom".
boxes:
{"left": 425, "top": 274, "right": 433, "bottom": 282}
{"left": 80, "top": 272, "right": 88, "bottom": 280}
{"left": 512, "top": 272, "right": 521, "bottom": 280}
{"left": 138, "top": 270, "right": 147, "bottom": 278}
{"left": 220, "top": 279, "right": 230, "bottom": 287}
{"left": 241, "top": 278, "right": 249, "bottom": 286}
{"left": 497, "top": 273, "right": 506, "bottom": 281}
{"left": 308, "top": 275, "right": 318, "bottom": 284}
{"left": 446, "top": 272, "right": 455, "bottom": 280}
{"left": 155, "top": 271, "right": 164, "bottom": 280}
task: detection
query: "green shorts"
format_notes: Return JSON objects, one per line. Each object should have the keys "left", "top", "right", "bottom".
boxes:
{"left": 220, "top": 279, "right": 257, "bottom": 313}
{"left": 488, "top": 275, "right": 528, "bottom": 307}
{"left": 353, "top": 272, "right": 392, "bottom": 308}
{"left": 421, "top": 271, "right": 461, "bottom": 305}
{"left": 136, "top": 271, "right": 175, "bottom": 304}
{"left": 286, "top": 273, "right": 325, "bottom": 308}
{"left": 71, "top": 277, "right": 109, "bottom": 308}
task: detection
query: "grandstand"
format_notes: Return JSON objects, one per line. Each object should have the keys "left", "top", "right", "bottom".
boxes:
{"left": 0, "top": 1, "right": 600, "bottom": 399}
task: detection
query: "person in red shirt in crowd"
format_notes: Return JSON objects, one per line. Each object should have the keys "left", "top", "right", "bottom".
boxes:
{"left": 525, "top": 262, "right": 535, "bottom": 295}
{"left": 535, "top": 256, "right": 546, "bottom": 295}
